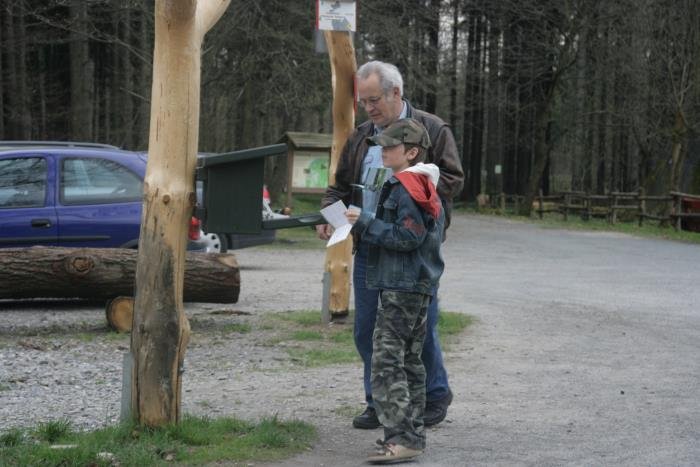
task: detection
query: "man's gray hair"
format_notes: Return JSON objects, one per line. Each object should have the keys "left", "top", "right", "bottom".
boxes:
{"left": 357, "top": 61, "right": 404, "bottom": 97}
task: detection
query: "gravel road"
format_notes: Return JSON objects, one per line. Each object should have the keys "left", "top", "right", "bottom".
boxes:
{"left": 1, "top": 212, "right": 699, "bottom": 466}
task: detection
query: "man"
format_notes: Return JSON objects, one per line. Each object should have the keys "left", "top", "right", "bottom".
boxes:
{"left": 317, "top": 61, "right": 464, "bottom": 429}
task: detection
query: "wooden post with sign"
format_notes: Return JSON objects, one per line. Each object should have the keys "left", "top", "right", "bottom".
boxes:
{"left": 320, "top": 2, "right": 357, "bottom": 318}
{"left": 130, "top": 0, "right": 230, "bottom": 428}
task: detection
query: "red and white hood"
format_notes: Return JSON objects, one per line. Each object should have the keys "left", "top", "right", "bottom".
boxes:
{"left": 394, "top": 163, "right": 442, "bottom": 219}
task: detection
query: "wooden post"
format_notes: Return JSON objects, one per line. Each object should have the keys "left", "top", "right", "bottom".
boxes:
{"left": 563, "top": 192, "right": 569, "bottom": 221}
{"left": 610, "top": 192, "right": 617, "bottom": 224}
{"left": 131, "top": 0, "right": 230, "bottom": 428}
{"left": 537, "top": 189, "right": 544, "bottom": 219}
{"left": 638, "top": 187, "right": 646, "bottom": 227}
{"left": 322, "top": 30, "right": 356, "bottom": 318}
{"left": 674, "top": 192, "right": 683, "bottom": 231}
{"left": 499, "top": 192, "right": 506, "bottom": 214}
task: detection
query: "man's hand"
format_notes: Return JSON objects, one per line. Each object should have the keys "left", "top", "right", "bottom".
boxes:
{"left": 316, "top": 224, "right": 333, "bottom": 240}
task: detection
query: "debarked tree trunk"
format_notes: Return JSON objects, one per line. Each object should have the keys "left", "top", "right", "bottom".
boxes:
{"left": 0, "top": 247, "right": 239, "bottom": 303}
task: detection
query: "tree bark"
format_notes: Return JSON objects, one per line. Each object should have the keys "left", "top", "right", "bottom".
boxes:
{"left": 131, "top": 0, "right": 230, "bottom": 428}
{"left": 323, "top": 30, "right": 356, "bottom": 317}
{"left": 0, "top": 247, "right": 239, "bottom": 303}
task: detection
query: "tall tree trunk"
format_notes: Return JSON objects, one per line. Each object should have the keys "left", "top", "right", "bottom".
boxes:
{"left": 138, "top": 9, "right": 153, "bottom": 149}
{"left": 460, "top": 11, "right": 480, "bottom": 201}
{"left": 519, "top": 96, "right": 554, "bottom": 216}
{"left": 4, "top": 5, "right": 19, "bottom": 138}
{"left": 502, "top": 25, "right": 521, "bottom": 196}
{"left": 69, "top": 0, "right": 94, "bottom": 141}
{"left": 470, "top": 14, "right": 485, "bottom": 199}
{"left": 485, "top": 20, "right": 502, "bottom": 195}
{"left": 669, "top": 111, "right": 688, "bottom": 192}
{"left": 448, "top": 0, "right": 460, "bottom": 130}
{"left": 131, "top": 0, "right": 230, "bottom": 428}
{"left": 16, "top": 9, "right": 31, "bottom": 139}
{"left": 424, "top": 0, "right": 440, "bottom": 114}
{"left": 121, "top": 7, "right": 135, "bottom": 147}
{"left": 0, "top": 6, "right": 4, "bottom": 139}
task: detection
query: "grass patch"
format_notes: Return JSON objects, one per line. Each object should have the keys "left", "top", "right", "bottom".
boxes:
{"left": 438, "top": 311, "right": 473, "bottom": 350}
{"left": 268, "top": 227, "right": 323, "bottom": 250}
{"left": 333, "top": 404, "right": 361, "bottom": 418}
{"left": 265, "top": 194, "right": 326, "bottom": 250}
{"left": 220, "top": 323, "right": 252, "bottom": 334}
{"left": 0, "top": 415, "right": 315, "bottom": 466}
{"left": 275, "top": 310, "right": 325, "bottom": 326}
{"left": 534, "top": 214, "right": 700, "bottom": 243}
{"left": 269, "top": 309, "right": 473, "bottom": 367}
{"left": 269, "top": 310, "right": 359, "bottom": 367}
{"left": 35, "top": 420, "right": 72, "bottom": 443}
{"left": 458, "top": 207, "right": 700, "bottom": 244}
{"left": 75, "top": 332, "right": 96, "bottom": 343}
{"left": 288, "top": 348, "right": 359, "bottom": 367}
{"left": 291, "top": 330, "right": 324, "bottom": 341}
{"left": 0, "top": 429, "right": 24, "bottom": 447}
{"left": 438, "top": 311, "right": 473, "bottom": 337}
{"left": 286, "top": 193, "right": 324, "bottom": 214}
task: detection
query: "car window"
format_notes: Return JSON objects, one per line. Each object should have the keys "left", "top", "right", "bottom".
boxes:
{"left": 0, "top": 157, "right": 47, "bottom": 208}
{"left": 61, "top": 158, "right": 142, "bottom": 205}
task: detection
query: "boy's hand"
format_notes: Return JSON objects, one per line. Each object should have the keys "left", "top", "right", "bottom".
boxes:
{"left": 345, "top": 206, "right": 361, "bottom": 225}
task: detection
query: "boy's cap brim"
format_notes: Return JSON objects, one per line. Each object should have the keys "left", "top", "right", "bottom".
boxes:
{"left": 367, "top": 134, "right": 403, "bottom": 147}
{"left": 366, "top": 118, "right": 432, "bottom": 149}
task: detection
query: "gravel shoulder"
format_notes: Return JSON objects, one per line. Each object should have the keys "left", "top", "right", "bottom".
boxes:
{"left": 2, "top": 212, "right": 699, "bottom": 466}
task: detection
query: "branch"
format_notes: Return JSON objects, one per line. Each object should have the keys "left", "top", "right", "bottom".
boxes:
{"left": 198, "top": 0, "right": 231, "bottom": 38}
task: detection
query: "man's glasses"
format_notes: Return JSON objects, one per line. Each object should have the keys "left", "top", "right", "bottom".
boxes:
{"left": 358, "top": 95, "right": 384, "bottom": 109}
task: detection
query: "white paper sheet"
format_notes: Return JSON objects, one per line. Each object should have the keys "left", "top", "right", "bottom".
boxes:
{"left": 326, "top": 224, "right": 353, "bottom": 247}
{"left": 320, "top": 200, "right": 354, "bottom": 247}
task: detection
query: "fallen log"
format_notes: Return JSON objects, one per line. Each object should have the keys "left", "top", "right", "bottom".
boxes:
{"left": 0, "top": 247, "right": 239, "bottom": 303}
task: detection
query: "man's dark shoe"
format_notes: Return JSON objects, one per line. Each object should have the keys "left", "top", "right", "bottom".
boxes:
{"left": 424, "top": 389, "right": 453, "bottom": 427}
{"left": 353, "top": 406, "right": 381, "bottom": 429}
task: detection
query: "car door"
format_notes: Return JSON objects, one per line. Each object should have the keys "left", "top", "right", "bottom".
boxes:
{"left": 0, "top": 154, "right": 59, "bottom": 247}
{"left": 56, "top": 154, "right": 144, "bottom": 248}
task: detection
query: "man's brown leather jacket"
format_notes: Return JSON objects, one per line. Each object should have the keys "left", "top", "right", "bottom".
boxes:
{"left": 322, "top": 100, "right": 464, "bottom": 230}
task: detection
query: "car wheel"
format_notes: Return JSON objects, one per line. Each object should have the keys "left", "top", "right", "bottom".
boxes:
{"left": 199, "top": 232, "right": 225, "bottom": 253}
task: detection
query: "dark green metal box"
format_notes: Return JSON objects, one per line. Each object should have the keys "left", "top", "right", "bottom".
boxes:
{"left": 196, "top": 143, "right": 287, "bottom": 234}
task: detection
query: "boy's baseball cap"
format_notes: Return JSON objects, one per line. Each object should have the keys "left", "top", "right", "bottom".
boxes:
{"left": 367, "top": 118, "right": 431, "bottom": 149}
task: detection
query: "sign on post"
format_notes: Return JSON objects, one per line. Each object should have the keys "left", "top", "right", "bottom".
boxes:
{"left": 316, "top": 0, "right": 356, "bottom": 31}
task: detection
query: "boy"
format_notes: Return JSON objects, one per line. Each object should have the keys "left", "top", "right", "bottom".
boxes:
{"left": 345, "top": 118, "right": 445, "bottom": 464}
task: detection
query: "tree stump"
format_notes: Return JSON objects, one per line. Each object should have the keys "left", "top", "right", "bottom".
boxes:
{"left": 106, "top": 296, "right": 135, "bottom": 332}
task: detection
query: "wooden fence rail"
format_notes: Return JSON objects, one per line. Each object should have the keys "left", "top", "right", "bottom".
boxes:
{"left": 488, "top": 190, "right": 700, "bottom": 231}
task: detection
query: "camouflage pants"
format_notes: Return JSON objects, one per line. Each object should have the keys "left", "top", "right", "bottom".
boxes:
{"left": 371, "top": 290, "right": 430, "bottom": 450}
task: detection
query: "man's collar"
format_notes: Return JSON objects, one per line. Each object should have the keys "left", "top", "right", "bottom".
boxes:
{"left": 373, "top": 101, "right": 408, "bottom": 135}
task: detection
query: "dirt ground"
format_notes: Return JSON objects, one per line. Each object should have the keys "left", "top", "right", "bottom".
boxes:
{"left": 2, "top": 212, "right": 699, "bottom": 466}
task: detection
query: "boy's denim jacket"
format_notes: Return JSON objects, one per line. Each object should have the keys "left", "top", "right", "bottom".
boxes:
{"left": 352, "top": 177, "right": 445, "bottom": 296}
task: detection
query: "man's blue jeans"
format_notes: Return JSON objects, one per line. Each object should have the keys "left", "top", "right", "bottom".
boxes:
{"left": 353, "top": 243, "right": 450, "bottom": 406}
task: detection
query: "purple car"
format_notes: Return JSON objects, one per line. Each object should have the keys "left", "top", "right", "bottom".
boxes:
{"left": 0, "top": 141, "right": 272, "bottom": 251}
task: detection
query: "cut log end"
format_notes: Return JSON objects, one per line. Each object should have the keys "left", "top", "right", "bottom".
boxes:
{"left": 106, "top": 296, "right": 134, "bottom": 332}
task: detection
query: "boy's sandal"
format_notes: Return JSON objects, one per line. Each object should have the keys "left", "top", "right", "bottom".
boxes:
{"left": 366, "top": 443, "right": 423, "bottom": 464}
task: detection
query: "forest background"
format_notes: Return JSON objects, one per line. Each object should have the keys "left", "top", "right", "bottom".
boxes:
{"left": 1, "top": 0, "right": 699, "bottom": 210}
